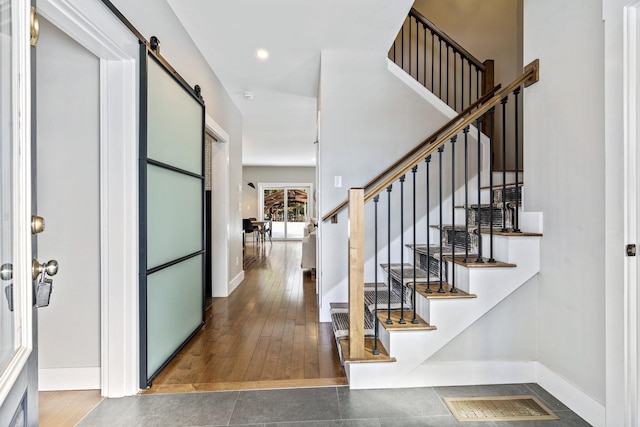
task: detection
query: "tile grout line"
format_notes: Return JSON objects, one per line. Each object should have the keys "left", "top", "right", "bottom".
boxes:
{"left": 225, "top": 390, "right": 242, "bottom": 426}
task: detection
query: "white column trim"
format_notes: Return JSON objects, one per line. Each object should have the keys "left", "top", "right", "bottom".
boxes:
{"left": 622, "top": 3, "right": 640, "bottom": 425}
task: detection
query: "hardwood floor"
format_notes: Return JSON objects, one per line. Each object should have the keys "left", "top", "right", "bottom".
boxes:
{"left": 143, "top": 241, "right": 346, "bottom": 394}
{"left": 39, "top": 390, "right": 103, "bottom": 427}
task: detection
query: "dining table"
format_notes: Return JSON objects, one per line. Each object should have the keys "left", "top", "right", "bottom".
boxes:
{"left": 251, "top": 220, "right": 267, "bottom": 243}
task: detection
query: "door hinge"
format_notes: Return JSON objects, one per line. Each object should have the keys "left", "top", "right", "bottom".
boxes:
{"left": 30, "top": 7, "right": 39, "bottom": 47}
{"left": 627, "top": 244, "right": 636, "bottom": 257}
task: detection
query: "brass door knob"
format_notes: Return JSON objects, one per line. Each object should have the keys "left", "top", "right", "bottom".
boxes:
{"left": 32, "top": 259, "right": 58, "bottom": 280}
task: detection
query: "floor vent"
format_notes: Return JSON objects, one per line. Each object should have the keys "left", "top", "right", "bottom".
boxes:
{"left": 444, "top": 395, "right": 558, "bottom": 422}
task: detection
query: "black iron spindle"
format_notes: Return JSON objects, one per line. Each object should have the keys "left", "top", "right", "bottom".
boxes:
{"left": 501, "top": 96, "right": 509, "bottom": 232}
{"left": 463, "top": 126, "right": 470, "bottom": 262}
{"left": 513, "top": 86, "right": 521, "bottom": 233}
{"left": 454, "top": 52, "right": 457, "bottom": 111}
{"left": 438, "top": 146, "right": 445, "bottom": 293}
{"left": 488, "top": 107, "right": 496, "bottom": 263}
{"left": 475, "top": 116, "right": 484, "bottom": 263}
{"left": 399, "top": 175, "right": 406, "bottom": 324}
{"left": 408, "top": 18, "right": 412, "bottom": 77}
{"left": 386, "top": 185, "right": 393, "bottom": 324}
{"left": 450, "top": 135, "right": 458, "bottom": 293}
{"left": 431, "top": 31, "right": 435, "bottom": 92}
{"left": 373, "top": 195, "right": 380, "bottom": 355}
{"left": 439, "top": 38, "right": 442, "bottom": 99}
{"left": 446, "top": 45, "right": 450, "bottom": 106}
{"left": 423, "top": 25, "right": 427, "bottom": 88}
{"left": 461, "top": 59, "right": 464, "bottom": 111}
{"left": 411, "top": 165, "right": 418, "bottom": 324}
{"left": 425, "top": 156, "right": 433, "bottom": 294}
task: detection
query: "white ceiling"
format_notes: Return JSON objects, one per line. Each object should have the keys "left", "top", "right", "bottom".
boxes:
{"left": 166, "top": 0, "right": 412, "bottom": 166}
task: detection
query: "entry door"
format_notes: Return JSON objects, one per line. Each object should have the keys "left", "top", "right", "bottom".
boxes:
{"left": 0, "top": 0, "right": 38, "bottom": 425}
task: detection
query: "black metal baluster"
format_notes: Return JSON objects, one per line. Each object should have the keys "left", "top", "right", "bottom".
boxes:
{"left": 446, "top": 45, "right": 450, "bottom": 106}
{"left": 431, "top": 31, "right": 435, "bottom": 92}
{"left": 439, "top": 38, "right": 442, "bottom": 99}
{"left": 411, "top": 165, "right": 418, "bottom": 324}
{"left": 475, "top": 116, "right": 484, "bottom": 263}
{"left": 461, "top": 58, "right": 464, "bottom": 111}
{"left": 450, "top": 136, "right": 458, "bottom": 293}
{"left": 501, "top": 96, "right": 509, "bottom": 232}
{"left": 476, "top": 69, "right": 480, "bottom": 103}
{"left": 463, "top": 126, "right": 470, "bottom": 263}
{"left": 488, "top": 107, "right": 496, "bottom": 263}
{"left": 454, "top": 52, "right": 457, "bottom": 111}
{"left": 423, "top": 25, "right": 427, "bottom": 88}
{"left": 399, "top": 175, "right": 406, "bottom": 324}
{"left": 373, "top": 195, "right": 380, "bottom": 355}
{"left": 408, "top": 18, "right": 411, "bottom": 77}
{"left": 438, "top": 146, "right": 445, "bottom": 293}
{"left": 425, "top": 156, "right": 433, "bottom": 294}
{"left": 386, "top": 185, "right": 393, "bottom": 324}
{"left": 414, "top": 17, "right": 418, "bottom": 80}
{"left": 513, "top": 86, "right": 521, "bottom": 233}
{"left": 468, "top": 62, "right": 472, "bottom": 108}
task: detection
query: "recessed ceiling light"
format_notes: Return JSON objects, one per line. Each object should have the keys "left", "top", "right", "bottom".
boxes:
{"left": 256, "top": 49, "right": 269, "bottom": 60}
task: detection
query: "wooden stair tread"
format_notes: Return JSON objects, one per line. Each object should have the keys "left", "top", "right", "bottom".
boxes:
{"left": 444, "top": 256, "right": 516, "bottom": 268}
{"left": 409, "top": 283, "right": 477, "bottom": 299}
{"left": 377, "top": 310, "right": 436, "bottom": 331}
{"left": 480, "top": 230, "right": 543, "bottom": 237}
{"left": 480, "top": 181, "right": 524, "bottom": 190}
{"left": 341, "top": 338, "right": 395, "bottom": 364}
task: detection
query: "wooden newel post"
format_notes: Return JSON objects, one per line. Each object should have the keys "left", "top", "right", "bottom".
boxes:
{"left": 348, "top": 188, "right": 365, "bottom": 360}
{"left": 481, "top": 59, "right": 494, "bottom": 136}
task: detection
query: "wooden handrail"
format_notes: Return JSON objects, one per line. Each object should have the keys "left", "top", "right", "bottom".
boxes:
{"left": 408, "top": 8, "right": 485, "bottom": 71}
{"left": 363, "top": 60, "right": 539, "bottom": 204}
{"left": 321, "top": 84, "right": 501, "bottom": 222}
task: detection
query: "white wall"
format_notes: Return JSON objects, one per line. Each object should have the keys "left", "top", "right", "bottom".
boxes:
{"left": 524, "top": 0, "right": 606, "bottom": 404}
{"left": 36, "top": 18, "right": 101, "bottom": 380}
{"left": 109, "top": 0, "right": 245, "bottom": 288}
{"left": 242, "top": 166, "right": 316, "bottom": 219}
{"left": 318, "top": 51, "right": 461, "bottom": 320}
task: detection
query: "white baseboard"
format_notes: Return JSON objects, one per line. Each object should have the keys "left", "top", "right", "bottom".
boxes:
{"left": 536, "top": 362, "right": 605, "bottom": 427}
{"left": 229, "top": 270, "right": 244, "bottom": 295}
{"left": 39, "top": 367, "right": 101, "bottom": 391}
{"left": 417, "top": 361, "right": 537, "bottom": 386}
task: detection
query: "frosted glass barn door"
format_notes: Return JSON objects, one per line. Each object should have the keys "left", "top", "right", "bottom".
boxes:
{"left": 139, "top": 47, "right": 205, "bottom": 388}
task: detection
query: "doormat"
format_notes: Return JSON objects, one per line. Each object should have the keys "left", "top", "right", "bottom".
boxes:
{"left": 443, "top": 395, "right": 559, "bottom": 422}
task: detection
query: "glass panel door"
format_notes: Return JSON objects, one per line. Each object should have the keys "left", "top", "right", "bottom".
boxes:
{"left": 261, "top": 185, "right": 310, "bottom": 240}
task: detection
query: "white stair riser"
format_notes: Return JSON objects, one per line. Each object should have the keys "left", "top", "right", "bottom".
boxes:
{"left": 355, "top": 230, "right": 541, "bottom": 388}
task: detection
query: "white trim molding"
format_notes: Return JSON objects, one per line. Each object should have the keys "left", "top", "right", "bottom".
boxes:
{"left": 228, "top": 270, "right": 245, "bottom": 296}
{"left": 38, "top": 368, "right": 101, "bottom": 391}
{"left": 620, "top": 2, "right": 640, "bottom": 425}
{"left": 536, "top": 363, "right": 605, "bottom": 427}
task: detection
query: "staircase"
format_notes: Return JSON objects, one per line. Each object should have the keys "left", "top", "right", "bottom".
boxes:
{"left": 330, "top": 181, "right": 542, "bottom": 388}
{"left": 321, "top": 9, "right": 541, "bottom": 389}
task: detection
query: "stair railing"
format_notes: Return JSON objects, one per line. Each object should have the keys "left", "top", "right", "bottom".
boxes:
{"left": 390, "top": 8, "right": 495, "bottom": 113}
{"left": 335, "top": 60, "right": 539, "bottom": 361}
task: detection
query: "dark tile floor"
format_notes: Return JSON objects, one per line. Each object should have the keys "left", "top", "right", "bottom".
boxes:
{"left": 77, "top": 383, "right": 592, "bottom": 427}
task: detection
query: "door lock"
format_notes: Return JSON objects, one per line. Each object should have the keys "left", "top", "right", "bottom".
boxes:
{"left": 32, "top": 259, "right": 58, "bottom": 280}
{"left": 0, "top": 263, "right": 12, "bottom": 280}
{"left": 627, "top": 244, "right": 637, "bottom": 257}
{"left": 31, "top": 215, "right": 45, "bottom": 234}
